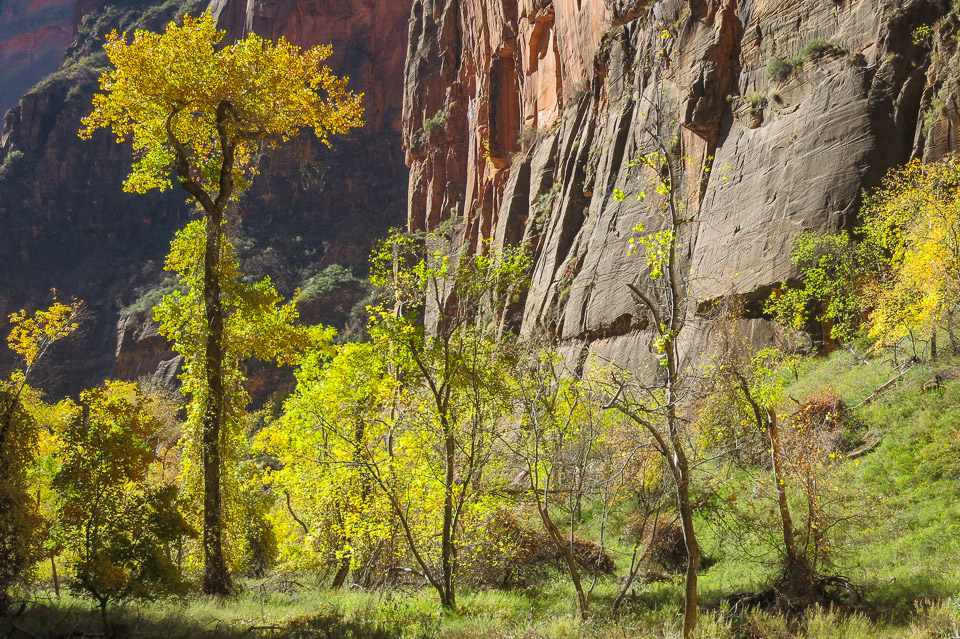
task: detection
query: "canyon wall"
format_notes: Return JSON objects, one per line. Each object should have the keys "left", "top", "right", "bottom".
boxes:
{"left": 0, "top": 0, "right": 411, "bottom": 394}
{"left": 4, "top": 0, "right": 960, "bottom": 393}
{"left": 402, "top": 0, "right": 956, "bottom": 367}
{"left": 0, "top": 0, "right": 77, "bottom": 116}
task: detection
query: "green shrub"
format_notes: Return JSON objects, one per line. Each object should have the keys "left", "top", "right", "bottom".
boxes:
{"left": 766, "top": 39, "right": 844, "bottom": 84}
{"left": 423, "top": 108, "right": 448, "bottom": 135}
{"left": 518, "top": 125, "right": 540, "bottom": 150}
{"left": 295, "top": 265, "right": 363, "bottom": 304}
{"left": 0, "top": 150, "right": 25, "bottom": 183}
{"left": 799, "top": 37, "right": 845, "bottom": 59}
{"left": 922, "top": 91, "right": 947, "bottom": 133}
{"left": 437, "top": 214, "right": 464, "bottom": 233}
{"left": 766, "top": 55, "right": 801, "bottom": 83}
{"left": 120, "top": 279, "right": 184, "bottom": 321}
{"left": 744, "top": 91, "right": 767, "bottom": 114}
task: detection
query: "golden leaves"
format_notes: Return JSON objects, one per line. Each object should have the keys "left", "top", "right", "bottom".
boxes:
{"left": 7, "top": 292, "right": 83, "bottom": 370}
{"left": 863, "top": 154, "right": 960, "bottom": 347}
{"left": 79, "top": 13, "right": 364, "bottom": 197}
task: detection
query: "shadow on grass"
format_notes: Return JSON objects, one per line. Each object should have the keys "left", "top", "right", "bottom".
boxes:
{"left": 0, "top": 602, "right": 427, "bottom": 639}
{"left": 590, "top": 579, "right": 684, "bottom": 618}
{"left": 858, "top": 573, "right": 959, "bottom": 625}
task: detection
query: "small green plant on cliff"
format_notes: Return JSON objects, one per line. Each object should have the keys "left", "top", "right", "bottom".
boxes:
{"left": 766, "top": 55, "right": 801, "bottom": 83}
{"left": 423, "top": 87, "right": 454, "bottom": 140}
{"left": 922, "top": 89, "right": 947, "bottom": 133}
{"left": 518, "top": 125, "right": 540, "bottom": 150}
{"left": 295, "top": 265, "right": 363, "bottom": 305}
{"left": 562, "top": 78, "right": 590, "bottom": 111}
{"left": 423, "top": 109, "right": 448, "bottom": 135}
{"left": 766, "top": 39, "right": 844, "bottom": 84}
{"left": 119, "top": 278, "right": 183, "bottom": 321}
{"left": 744, "top": 91, "right": 767, "bottom": 115}
{"left": 0, "top": 150, "right": 25, "bottom": 182}
{"left": 437, "top": 214, "right": 464, "bottom": 233}
{"left": 531, "top": 182, "right": 561, "bottom": 233}
{"left": 799, "top": 38, "right": 845, "bottom": 60}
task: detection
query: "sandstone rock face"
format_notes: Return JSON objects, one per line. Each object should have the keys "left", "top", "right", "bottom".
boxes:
{"left": 403, "top": 0, "right": 948, "bottom": 368}
{"left": 113, "top": 316, "right": 182, "bottom": 385}
{"left": 0, "top": 0, "right": 411, "bottom": 396}
{"left": 0, "top": 0, "right": 77, "bottom": 116}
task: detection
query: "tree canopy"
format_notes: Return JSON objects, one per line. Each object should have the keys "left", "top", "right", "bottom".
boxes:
{"left": 79, "top": 12, "right": 364, "bottom": 198}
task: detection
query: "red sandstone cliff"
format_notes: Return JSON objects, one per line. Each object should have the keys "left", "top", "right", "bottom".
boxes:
{"left": 0, "top": 0, "right": 77, "bottom": 115}
{"left": 4, "top": 0, "right": 960, "bottom": 393}
{"left": 402, "top": 0, "right": 950, "bottom": 366}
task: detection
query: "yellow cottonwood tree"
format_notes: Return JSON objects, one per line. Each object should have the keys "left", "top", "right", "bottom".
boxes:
{"left": 79, "top": 13, "right": 363, "bottom": 594}
{"left": 863, "top": 155, "right": 960, "bottom": 357}
{"left": 1, "top": 296, "right": 82, "bottom": 606}
{"left": 256, "top": 341, "right": 395, "bottom": 585}
{"left": 155, "top": 221, "right": 329, "bottom": 580}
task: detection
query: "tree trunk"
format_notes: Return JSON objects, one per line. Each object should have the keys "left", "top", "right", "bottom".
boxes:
{"left": 201, "top": 206, "right": 231, "bottom": 597}
{"left": 98, "top": 596, "right": 109, "bottom": 635}
{"left": 331, "top": 559, "right": 351, "bottom": 589}
{"left": 440, "top": 419, "right": 456, "bottom": 609}
{"left": 667, "top": 347, "right": 699, "bottom": 638}
{"left": 767, "top": 408, "right": 813, "bottom": 594}
{"left": 51, "top": 555, "right": 60, "bottom": 598}
{"left": 333, "top": 419, "right": 372, "bottom": 590}
{"left": 537, "top": 502, "right": 589, "bottom": 618}
{"left": 676, "top": 464, "right": 700, "bottom": 639}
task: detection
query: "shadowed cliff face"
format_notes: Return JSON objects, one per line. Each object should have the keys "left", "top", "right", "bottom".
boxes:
{"left": 402, "top": 0, "right": 951, "bottom": 368}
{"left": 0, "top": 0, "right": 411, "bottom": 396}
{"left": 0, "top": 0, "right": 76, "bottom": 115}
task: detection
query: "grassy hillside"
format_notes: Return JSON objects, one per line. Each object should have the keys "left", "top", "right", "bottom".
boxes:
{"left": 4, "top": 349, "right": 960, "bottom": 638}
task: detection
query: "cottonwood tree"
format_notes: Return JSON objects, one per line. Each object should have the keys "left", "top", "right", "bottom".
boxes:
{"left": 764, "top": 231, "right": 880, "bottom": 349}
{"left": 154, "top": 221, "right": 323, "bottom": 585}
{"left": 54, "top": 382, "right": 194, "bottom": 630}
{"left": 360, "top": 231, "right": 528, "bottom": 609}
{"left": 861, "top": 155, "right": 960, "bottom": 358}
{"left": 504, "top": 343, "right": 626, "bottom": 619}
{"left": 0, "top": 297, "right": 82, "bottom": 607}
{"left": 257, "top": 341, "right": 393, "bottom": 587}
{"left": 703, "top": 316, "right": 816, "bottom": 595}
{"left": 702, "top": 307, "right": 854, "bottom": 608}
{"left": 80, "top": 13, "right": 362, "bottom": 594}
{"left": 767, "top": 156, "right": 960, "bottom": 361}
{"left": 604, "top": 27, "right": 711, "bottom": 637}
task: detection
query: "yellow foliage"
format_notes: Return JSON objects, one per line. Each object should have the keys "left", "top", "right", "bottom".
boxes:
{"left": 863, "top": 155, "right": 960, "bottom": 347}
{"left": 6, "top": 294, "right": 83, "bottom": 371}
{"left": 79, "top": 13, "right": 363, "bottom": 196}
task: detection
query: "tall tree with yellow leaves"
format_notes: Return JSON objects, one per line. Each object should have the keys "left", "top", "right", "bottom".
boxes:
{"left": 79, "top": 13, "right": 363, "bottom": 595}
{"left": 862, "top": 155, "right": 960, "bottom": 358}
{"left": 1, "top": 295, "right": 82, "bottom": 608}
